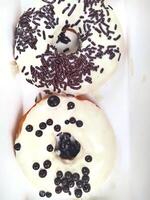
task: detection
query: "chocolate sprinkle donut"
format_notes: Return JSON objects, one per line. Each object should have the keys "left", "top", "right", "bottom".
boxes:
{"left": 14, "top": 0, "right": 122, "bottom": 95}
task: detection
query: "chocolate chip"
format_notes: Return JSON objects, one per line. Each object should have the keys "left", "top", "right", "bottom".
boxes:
{"left": 39, "top": 122, "right": 47, "bottom": 130}
{"left": 74, "top": 188, "right": 82, "bottom": 198}
{"left": 82, "top": 175, "right": 89, "bottom": 183}
{"left": 47, "top": 95, "right": 60, "bottom": 107}
{"left": 55, "top": 186, "right": 62, "bottom": 194}
{"left": 65, "top": 171, "right": 72, "bottom": 180}
{"left": 46, "top": 119, "right": 53, "bottom": 126}
{"left": 54, "top": 125, "right": 61, "bottom": 132}
{"left": 85, "top": 155, "right": 92, "bottom": 162}
{"left": 73, "top": 173, "right": 80, "bottom": 181}
{"left": 25, "top": 124, "right": 33, "bottom": 132}
{"left": 83, "top": 184, "right": 91, "bottom": 193}
{"left": 32, "top": 162, "right": 40, "bottom": 170}
{"left": 43, "top": 160, "right": 51, "bottom": 169}
{"left": 39, "top": 190, "right": 46, "bottom": 197}
{"left": 69, "top": 117, "right": 76, "bottom": 124}
{"left": 35, "top": 130, "right": 43, "bottom": 137}
{"left": 82, "top": 167, "right": 90, "bottom": 175}
{"left": 76, "top": 120, "right": 83, "bottom": 127}
{"left": 76, "top": 180, "right": 83, "bottom": 188}
{"left": 14, "top": 143, "right": 21, "bottom": 151}
{"left": 65, "top": 120, "right": 69, "bottom": 125}
{"left": 47, "top": 144, "right": 53, "bottom": 152}
{"left": 56, "top": 171, "right": 63, "bottom": 178}
{"left": 39, "top": 169, "right": 47, "bottom": 178}
{"left": 67, "top": 102, "right": 75, "bottom": 110}
{"left": 54, "top": 177, "right": 61, "bottom": 185}
{"left": 45, "top": 192, "right": 52, "bottom": 198}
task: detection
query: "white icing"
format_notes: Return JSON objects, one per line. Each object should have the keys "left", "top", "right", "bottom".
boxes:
{"left": 15, "top": 95, "right": 116, "bottom": 199}
{"left": 14, "top": 0, "right": 123, "bottom": 95}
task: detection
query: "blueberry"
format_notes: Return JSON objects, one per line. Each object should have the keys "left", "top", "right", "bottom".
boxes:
{"left": 83, "top": 184, "right": 91, "bottom": 193}
{"left": 47, "top": 95, "right": 60, "bottom": 107}
{"left": 39, "top": 122, "right": 47, "bottom": 130}
{"left": 46, "top": 119, "right": 53, "bottom": 126}
{"left": 82, "top": 167, "right": 90, "bottom": 175}
{"left": 56, "top": 171, "right": 63, "bottom": 178}
{"left": 47, "top": 144, "right": 53, "bottom": 152}
{"left": 74, "top": 189, "right": 82, "bottom": 198}
{"left": 45, "top": 192, "right": 52, "bottom": 198}
{"left": 82, "top": 175, "right": 89, "bottom": 183}
{"left": 62, "top": 185, "right": 69, "bottom": 193}
{"left": 67, "top": 102, "right": 75, "bottom": 110}
{"left": 39, "top": 169, "right": 47, "bottom": 178}
{"left": 68, "top": 180, "right": 74, "bottom": 188}
{"left": 43, "top": 160, "right": 51, "bottom": 169}
{"left": 39, "top": 190, "right": 45, "bottom": 197}
{"left": 69, "top": 117, "right": 76, "bottom": 124}
{"left": 85, "top": 155, "right": 92, "bottom": 162}
{"left": 55, "top": 186, "right": 62, "bottom": 194}
{"left": 54, "top": 177, "right": 61, "bottom": 185}
{"left": 25, "top": 124, "right": 33, "bottom": 132}
{"left": 73, "top": 173, "right": 80, "bottom": 181}
{"left": 76, "top": 120, "right": 83, "bottom": 127}
{"left": 14, "top": 143, "right": 21, "bottom": 151}
{"left": 54, "top": 125, "right": 61, "bottom": 132}
{"left": 76, "top": 180, "right": 83, "bottom": 188}
{"left": 32, "top": 162, "right": 40, "bottom": 170}
{"left": 35, "top": 130, "right": 43, "bottom": 137}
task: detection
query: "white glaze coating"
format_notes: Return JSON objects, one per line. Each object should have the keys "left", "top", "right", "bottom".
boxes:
{"left": 14, "top": 0, "right": 123, "bottom": 95}
{"left": 15, "top": 95, "right": 116, "bottom": 200}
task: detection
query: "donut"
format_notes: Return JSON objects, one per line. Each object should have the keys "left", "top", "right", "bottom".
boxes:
{"left": 14, "top": 0, "right": 123, "bottom": 95}
{"left": 14, "top": 95, "right": 116, "bottom": 199}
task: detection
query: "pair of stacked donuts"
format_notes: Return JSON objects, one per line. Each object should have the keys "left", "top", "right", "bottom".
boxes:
{"left": 14, "top": 0, "right": 122, "bottom": 199}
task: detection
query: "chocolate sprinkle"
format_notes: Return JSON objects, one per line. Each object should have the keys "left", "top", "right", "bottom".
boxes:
{"left": 15, "top": 1, "right": 121, "bottom": 93}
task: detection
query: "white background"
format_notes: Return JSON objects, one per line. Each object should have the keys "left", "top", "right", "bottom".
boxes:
{"left": 0, "top": 0, "right": 150, "bottom": 200}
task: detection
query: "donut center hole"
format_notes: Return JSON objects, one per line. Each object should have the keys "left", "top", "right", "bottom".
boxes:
{"left": 55, "top": 132, "right": 81, "bottom": 160}
{"left": 55, "top": 29, "right": 80, "bottom": 54}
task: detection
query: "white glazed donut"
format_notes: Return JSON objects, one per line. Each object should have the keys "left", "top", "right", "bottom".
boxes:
{"left": 14, "top": 95, "right": 116, "bottom": 199}
{"left": 14, "top": 0, "right": 123, "bottom": 95}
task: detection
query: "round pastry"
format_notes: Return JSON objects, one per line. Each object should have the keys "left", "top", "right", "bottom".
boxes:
{"left": 14, "top": 95, "right": 116, "bottom": 199}
{"left": 14, "top": 0, "right": 122, "bottom": 95}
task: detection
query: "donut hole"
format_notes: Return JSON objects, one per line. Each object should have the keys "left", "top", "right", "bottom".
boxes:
{"left": 55, "top": 132, "right": 81, "bottom": 160}
{"left": 55, "top": 29, "right": 80, "bottom": 54}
